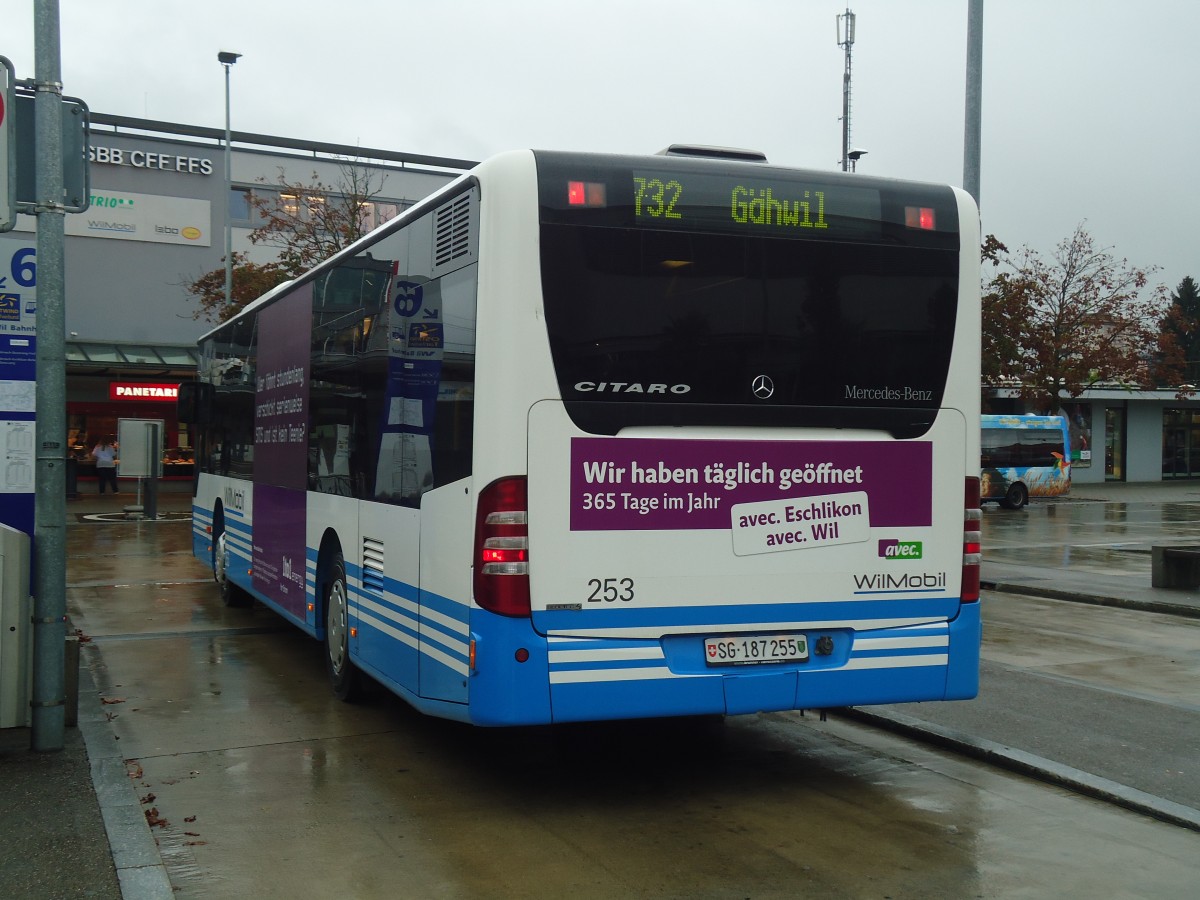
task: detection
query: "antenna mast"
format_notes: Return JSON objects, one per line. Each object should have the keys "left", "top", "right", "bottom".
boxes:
{"left": 837, "top": 8, "right": 856, "bottom": 172}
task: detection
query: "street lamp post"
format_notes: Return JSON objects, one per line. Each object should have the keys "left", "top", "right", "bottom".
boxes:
{"left": 218, "top": 50, "right": 241, "bottom": 310}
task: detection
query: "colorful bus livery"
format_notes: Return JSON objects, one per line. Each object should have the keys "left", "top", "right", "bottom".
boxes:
{"left": 182, "top": 148, "right": 982, "bottom": 726}
{"left": 981, "top": 414, "right": 1071, "bottom": 509}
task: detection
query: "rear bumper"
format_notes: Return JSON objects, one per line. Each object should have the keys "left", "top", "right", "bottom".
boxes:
{"left": 468, "top": 602, "right": 981, "bottom": 724}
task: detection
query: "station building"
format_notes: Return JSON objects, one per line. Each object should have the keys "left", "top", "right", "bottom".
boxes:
{"left": 0, "top": 113, "right": 473, "bottom": 488}
{"left": 2, "top": 114, "right": 1198, "bottom": 489}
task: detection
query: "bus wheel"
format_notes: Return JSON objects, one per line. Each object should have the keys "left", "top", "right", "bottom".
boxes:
{"left": 1003, "top": 483, "right": 1028, "bottom": 511}
{"left": 216, "top": 532, "right": 251, "bottom": 608}
{"left": 324, "top": 555, "right": 363, "bottom": 702}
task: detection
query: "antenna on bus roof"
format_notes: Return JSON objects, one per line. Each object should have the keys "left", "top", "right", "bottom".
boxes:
{"left": 656, "top": 144, "right": 768, "bottom": 163}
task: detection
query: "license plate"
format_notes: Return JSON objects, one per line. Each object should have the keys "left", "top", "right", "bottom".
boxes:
{"left": 704, "top": 634, "right": 809, "bottom": 666}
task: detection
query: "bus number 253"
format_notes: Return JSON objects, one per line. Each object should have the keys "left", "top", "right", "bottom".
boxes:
{"left": 588, "top": 578, "right": 635, "bottom": 602}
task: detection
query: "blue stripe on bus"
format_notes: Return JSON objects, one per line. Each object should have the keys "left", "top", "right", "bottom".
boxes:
{"left": 534, "top": 597, "right": 961, "bottom": 632}
{"left": 851, "top": 588, "right": 947, "bottom": 595}
{"left": 544, "top": 620, "right": 956, "bottom": 685}
{"left": 544, "top": 606, "right": 979, "bottom": 721}
{"left": 188, "top": 507, "right": 977, "bottom": 722}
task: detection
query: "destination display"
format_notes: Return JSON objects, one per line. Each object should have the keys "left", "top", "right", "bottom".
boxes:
{"left": 538, "top": 150, "right": 959, "bottom": 249}
{"left": 629, "top": 170, "right": 881, "bottom": 237}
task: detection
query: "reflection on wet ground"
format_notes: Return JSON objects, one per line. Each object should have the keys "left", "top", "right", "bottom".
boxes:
{"left": 66, "top": 512, "right": 1200, "bottom": 898}
{"left": 985, "top": 500, "right": 1200, "bottom": 550}
{"left": 985, "top": 543, "right": 1149, "bottom": 575}
{"left": 983, "top": 497, "right": 1200, "bottom": 584}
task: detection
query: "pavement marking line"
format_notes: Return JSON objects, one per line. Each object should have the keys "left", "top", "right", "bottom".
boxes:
{"left": 87, "top": 625, "right": 290, "bottom": 643}
{"left": 68, "top": 578, "right": 213, "bottom": 589}
{"left": 74, "top": 513, "right": 194, "bottom": 525}
{"left": 837, "top": 706, "right": 1200, "bottom": 834}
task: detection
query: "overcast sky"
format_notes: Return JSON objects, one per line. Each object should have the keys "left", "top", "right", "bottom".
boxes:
{"left": 6, "top": 0, "right": 1198, "bottom": 296}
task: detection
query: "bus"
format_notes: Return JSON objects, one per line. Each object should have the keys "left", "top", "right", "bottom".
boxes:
{"left": 179, "top": 147, "right": 982, "bottom": 726}
{"left": 980, "top": 414, "right": 1071, "bottom": 509}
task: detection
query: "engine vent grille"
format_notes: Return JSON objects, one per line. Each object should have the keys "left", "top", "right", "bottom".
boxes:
{"left": 362, "top": 537, "right": 385, "bottom": 596}
{"left": 434, "top": 193, "right": 473, "bottom": 272}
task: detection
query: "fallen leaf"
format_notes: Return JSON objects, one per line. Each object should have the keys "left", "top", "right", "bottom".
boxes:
{"left": 101, "top": 697, "right": 126, "bottom": 705}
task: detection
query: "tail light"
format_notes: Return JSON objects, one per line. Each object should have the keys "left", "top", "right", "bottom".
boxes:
{"left": 474, "top": 477, "right": 531, "bottom": 617}
{"left": 962, "top": 476, "right": 982, "bottom": 602}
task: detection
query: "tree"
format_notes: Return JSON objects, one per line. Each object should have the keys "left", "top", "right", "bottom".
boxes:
{"left": 980, "top": 234, "right": 1029, "bottom": 389}
{"left": 185, "top": 253, "right": 290, "bottom": 325}
{"left": 980, "top": 223, "right": 1169, "bottom": 411}
{"left": 1156, "top": 276, "right": 1200, "bottom": 388}
{"left": 186, "top": 159, "right": 388, "bottom": 324}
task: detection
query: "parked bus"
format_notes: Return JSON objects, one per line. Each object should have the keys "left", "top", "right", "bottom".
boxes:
{"left": 179, "top": 147, "right": 982, "bottom": 725}
{"left": 980, "top": 414, "right": 1071, "bottom": 509}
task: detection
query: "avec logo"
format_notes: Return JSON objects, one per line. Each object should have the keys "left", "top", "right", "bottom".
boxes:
{"left": 878, "top": 539, "right": 923, "bottom": 560}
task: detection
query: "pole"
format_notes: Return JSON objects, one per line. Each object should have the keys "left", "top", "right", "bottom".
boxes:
{"left": 31, "top": 0, "right": 67, "bottom": 752}
{"left": 838, "top": 9, "right": 856, "bottom": 173}
{"left": 223, "top": 60, "right": 232, "bottom": 310}
{"left": 144, "top": 423, "right": 160, "bottom": 522}
{"left": 963, "top": 0, "right": 984, "bottom": 206}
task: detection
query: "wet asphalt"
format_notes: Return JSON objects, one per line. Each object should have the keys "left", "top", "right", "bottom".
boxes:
{"left": 1, "top": 480, "right": 1198, "bottom": 898}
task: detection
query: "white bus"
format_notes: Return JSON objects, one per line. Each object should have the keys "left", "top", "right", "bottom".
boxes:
{"left": 180, "top": 147, "right": 982, "bottom": 725}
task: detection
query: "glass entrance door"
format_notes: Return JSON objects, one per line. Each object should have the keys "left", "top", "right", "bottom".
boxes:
{"left": 1161, "top": 409, "right": 1200, "bottom": 479}
{"left": 1105, "top": 407, "right": 1126, "bottom": 481}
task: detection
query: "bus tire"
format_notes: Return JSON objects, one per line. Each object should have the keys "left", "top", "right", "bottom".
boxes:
{"left": 324, "top": 554, "right": 363, "bottom": 702}
{"left": 1002, "top": 482, "right": 1028, "bottom": 510}
{"left": 216, "top": 531, "right": 252, "bottom": 608}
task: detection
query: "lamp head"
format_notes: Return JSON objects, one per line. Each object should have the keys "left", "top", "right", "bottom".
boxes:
{"left": 218, "top": 51, "right": 242, "bottom": 65}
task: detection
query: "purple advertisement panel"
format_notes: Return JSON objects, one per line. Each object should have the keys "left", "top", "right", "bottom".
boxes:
{"left": 252, "top": 484, "right": 308, "bottom": 617}
{"left": 570, "top": 438, "right": 931, "bottom": 532}
{"left": 255, "top": 283, "right": 312, "bottom": 491}
{"left": 253, "top": 284, "right": 311, "bottom": 613}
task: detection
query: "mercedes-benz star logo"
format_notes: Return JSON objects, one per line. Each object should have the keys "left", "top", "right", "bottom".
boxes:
{"left": 751, "top": 374, "right": 775, "bottom": 400}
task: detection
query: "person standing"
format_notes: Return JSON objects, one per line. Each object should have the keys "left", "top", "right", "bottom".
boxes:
{"left": 92, "top": 435, "right": 119, "bottom": 494}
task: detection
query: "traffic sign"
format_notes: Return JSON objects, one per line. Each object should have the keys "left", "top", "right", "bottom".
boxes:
{"left": 1, "top": 57, "right": 15, "bottom": 232}
{"left": 13, "top": 88, "right": 89, "bottom": 212}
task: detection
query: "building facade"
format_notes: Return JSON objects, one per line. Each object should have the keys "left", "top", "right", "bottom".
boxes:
{"left": 986, "top": 387, "right": 1200, "bottom": 485}
{"left": 0, "top": 115, "right": 472, "bottom": 511}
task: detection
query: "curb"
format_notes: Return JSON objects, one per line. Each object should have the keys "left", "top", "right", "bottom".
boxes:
{"left": 982, "top": 579, "right": 1200, "bottom": 620}
{"left": 77, "top": 651, "right": 174, "bottom": 899}
{"left": 838, "top": 706, "right": 1200, "bottom": 833}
